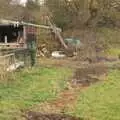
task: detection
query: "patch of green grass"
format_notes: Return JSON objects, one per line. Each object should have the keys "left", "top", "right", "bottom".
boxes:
{"left": 96, "top": 28, "right": 120, "bottom": 52}
{"left": 72, "top": 70, "right": 120, "bottom": 120}
{"left": 97, "top": 28, "right": 120, "bottom": 45}
{"left": 0, "top": 67, "right": 72, "bottom": 120}
{"left": 106, "top": 48, "right": 120, "bottom": 56}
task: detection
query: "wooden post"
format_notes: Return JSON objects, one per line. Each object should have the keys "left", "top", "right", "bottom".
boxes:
{"left": 46, "top": 16, "right": 68, "bottom": 49}
{"left": 5, "top": 36, "right": 7, "bottom": 44}
{"left": 23, "top": 26, "right": 27, "bottom": 48}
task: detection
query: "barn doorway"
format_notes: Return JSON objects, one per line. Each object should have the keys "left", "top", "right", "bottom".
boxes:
{"left": 0, "top": 24, "right": 24, "bottom": 44}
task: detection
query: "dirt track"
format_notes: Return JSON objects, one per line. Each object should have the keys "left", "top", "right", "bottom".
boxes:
{"left": 72, "top": 64, "right": 108, "bottom": 86}
{"left": 23, "top": 59, "right": 109, "bottom": 120}
{"left": 23, "top": 111, "right": 83, "bottom": 120}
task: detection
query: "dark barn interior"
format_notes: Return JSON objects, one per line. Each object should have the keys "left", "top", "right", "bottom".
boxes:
{"left": 0, "top": 24, "right": 23, "bottom": 43}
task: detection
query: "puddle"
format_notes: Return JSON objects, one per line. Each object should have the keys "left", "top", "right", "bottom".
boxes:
{"left": 23, "top": 111, "right": 83, "bottom": 120}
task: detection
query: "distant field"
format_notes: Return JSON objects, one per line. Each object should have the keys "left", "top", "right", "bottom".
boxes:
{"left": 0, "top": 67, "right": 72, "bottom": 120}
{"left": 73, "top": 70, "right": 120, "bottom": 120}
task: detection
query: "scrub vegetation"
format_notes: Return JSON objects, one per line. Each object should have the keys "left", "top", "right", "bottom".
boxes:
{"left": 0, "top": 67, "right": 72, "bottom": 120}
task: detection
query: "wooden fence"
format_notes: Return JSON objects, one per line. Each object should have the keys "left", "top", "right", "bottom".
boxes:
{"left": 0, "top": 53, "right": 15, "bottom": 76}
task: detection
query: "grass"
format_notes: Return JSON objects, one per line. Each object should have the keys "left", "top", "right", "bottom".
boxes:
{"left": 0, "top": 66, "right": 72, "bottom": 120}
{"left": 72, "top": 70, "right": 120, "bottom": 120}
{"left": 96, "top": 27, "right": 120, "bottom": 57}
{"left": 106, "top": 48, "right": 120, "bottom": 57}
{"left": 97, "top": 28, "right": 120, "bottom": 46}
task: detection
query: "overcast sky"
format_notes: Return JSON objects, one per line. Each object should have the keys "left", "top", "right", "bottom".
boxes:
{"left": 20, "top": 0, "right": 44, "bottom": 5}
{"left": 20, "top": 0, "right": 27, "bottom": 4}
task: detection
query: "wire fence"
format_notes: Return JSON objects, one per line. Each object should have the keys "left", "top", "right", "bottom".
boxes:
{"left": 0, "top": 48, "right": 32, "bottom": 70}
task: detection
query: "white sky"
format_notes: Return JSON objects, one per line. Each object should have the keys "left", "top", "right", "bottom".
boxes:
{"left": 20, "top": 0, "right": 27, "bottom": 4}
{"left": 20, "top": 0, "right": 44, "bottom": 5}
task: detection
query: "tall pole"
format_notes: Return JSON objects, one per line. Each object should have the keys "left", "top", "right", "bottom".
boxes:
{"left": 46, "top": 16, "right": 68, "bottom": 49}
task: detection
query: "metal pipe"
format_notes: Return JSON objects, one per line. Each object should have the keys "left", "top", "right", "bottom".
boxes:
{"left": 0, "top": 19, "right": 61, "bottom": 31}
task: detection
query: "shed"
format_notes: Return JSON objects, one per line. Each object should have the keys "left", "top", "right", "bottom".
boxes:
{"left": 0, "top": 19, "right": 56, "bottom": 49}
{"left": 0, "top": 19, "right": 38, "bottom": 49}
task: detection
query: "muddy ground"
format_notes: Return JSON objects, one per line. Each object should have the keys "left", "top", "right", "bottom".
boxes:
{"left": 23, "top": 111, "right": 83, "bottom": 120}
{"left": 72, "top": 64, "right": 108, "bottom": 86}
{"left": 22, "top": 58, "right": 117, "bottom": 120}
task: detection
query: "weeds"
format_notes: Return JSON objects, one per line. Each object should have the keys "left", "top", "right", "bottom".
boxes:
{"left": 73, "top": 70, "right": 120, "bottom": 120}
{"left": 0, "top": 66, "right": 72, "bottom": 120}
